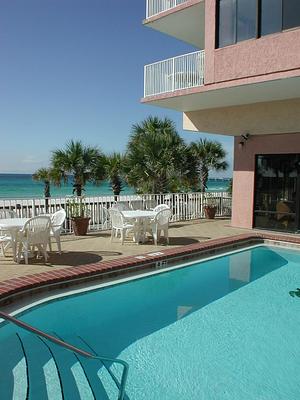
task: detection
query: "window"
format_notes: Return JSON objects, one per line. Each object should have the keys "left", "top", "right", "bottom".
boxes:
{"left": 237, "top": 0, "right": 257, "bottom": 42}
{"left": 218, "top": 0, "right": 236, "bottom": 48}
{"left": 217, "top": 0, "right": 300, "bottom": 48}
{"left": 261, "top": 0, "right": 282, "bottom": 36}
{"left": 283, "top": 0, "right": 300, "bottom": 30}
{"left": 254, "top": 154, "right": 300, "bottom": 232}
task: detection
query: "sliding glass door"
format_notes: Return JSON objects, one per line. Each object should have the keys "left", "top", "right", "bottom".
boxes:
{"left": 254, "top": 154, "right": 300, "bottom": 232}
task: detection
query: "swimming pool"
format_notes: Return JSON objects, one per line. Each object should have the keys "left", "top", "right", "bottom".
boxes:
{"left": 1, "top": 244, "right": 300, "bottom": 399}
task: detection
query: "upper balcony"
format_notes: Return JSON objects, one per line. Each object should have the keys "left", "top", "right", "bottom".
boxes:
{"left": 144, "top": 50, "right": 205, "bottom": 98}
{"left": 144, "top": 0, "right": 205, "bottom": 49}
{"left": 146, "top": 0, "right": 189, "bottom": 18}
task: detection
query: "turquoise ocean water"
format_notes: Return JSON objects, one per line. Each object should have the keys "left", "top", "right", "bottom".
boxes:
{"left": 0, "top": 174, "right": 230, "bottom": 198}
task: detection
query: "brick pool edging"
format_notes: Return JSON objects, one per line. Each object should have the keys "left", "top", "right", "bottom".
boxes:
{"left": 0, "top": 232, "right": 299, "bottom": 307}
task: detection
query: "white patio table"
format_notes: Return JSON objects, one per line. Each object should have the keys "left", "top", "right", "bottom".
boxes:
{"left": 122, "top": 210, "right": 157, "bottom": 243}
{"left": 0, "top": 218, "right": 29, "bottom": 261}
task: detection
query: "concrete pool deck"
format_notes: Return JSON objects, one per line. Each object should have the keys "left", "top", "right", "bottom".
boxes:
{"left": 0, "top": 219, "right": 245, "bottom": 282}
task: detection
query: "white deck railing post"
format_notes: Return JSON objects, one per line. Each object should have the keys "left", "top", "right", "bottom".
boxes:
{"left": 0, "top": 191, "right": 231, "bottom": 233}
{"left": 144, "top": 64, "right": 147, "bottom": 98}
{"left": 172, "top": 56, "right": 175, "bottom": 92}
{"left": 31, "top": 199, "right": 36, "bottom": 217}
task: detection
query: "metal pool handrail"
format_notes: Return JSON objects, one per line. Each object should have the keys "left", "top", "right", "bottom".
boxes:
{"left": 0, "top": 311, "right": 129, "bottom": 400}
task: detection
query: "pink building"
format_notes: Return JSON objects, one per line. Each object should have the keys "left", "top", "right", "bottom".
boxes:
{"left": 143, "top": 0, "right": 300, "bottom": 233}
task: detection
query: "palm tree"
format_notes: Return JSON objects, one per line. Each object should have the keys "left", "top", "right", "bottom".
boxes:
{"left": 32, "top": 167, "right": 62, "bottom": 212}
{"left": 32, "top": 167, "right": 61, "bottom": 198}
{"left": 51, "top": 140, "right": 105, "bottom": 196}
{"left": 227, "top": 178, "right": 233, "bottom": 196}
{"left": 105, "top": 153, "right": 124, "bottom": 201}
{"left": 125, "top": 116, "right": 193, "bottom": 193}
{"left": 189, "top": 139, "right": 228, "bottom": 192}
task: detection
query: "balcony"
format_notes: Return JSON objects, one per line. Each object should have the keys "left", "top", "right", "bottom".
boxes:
{"left": 144, "top": 0, "right": 205, "bottom": 48}
{"left": 146, "top": 0, "right": 189, "bottom": 19}
{"left": 144, "top": 51, "right": 205, "bottom": 97}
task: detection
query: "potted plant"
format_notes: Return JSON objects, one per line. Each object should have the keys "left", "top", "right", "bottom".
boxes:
{"left": 203, "top": 193, "right": 218, "bottom": 219}
{"left": 67, "top": 197, "right": 90, "bottom": 235}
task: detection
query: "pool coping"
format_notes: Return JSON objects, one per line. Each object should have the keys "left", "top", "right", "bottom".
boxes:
{"left": 1, "top": 232, "right": 300, "bottom": 307}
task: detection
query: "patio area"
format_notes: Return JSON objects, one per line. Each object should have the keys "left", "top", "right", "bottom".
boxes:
{"left": 0, "top": 219, "right": 246, "bottom": 283}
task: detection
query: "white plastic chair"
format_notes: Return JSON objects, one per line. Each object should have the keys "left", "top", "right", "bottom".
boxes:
{"left": 149, "top": 208, "right": 172, "bottom": 245}
{"left": 99, "top": 205, "right": 109, "bottom": 229}
{"left": 17, "top": 216, "right": 51, "bottom": 264}
{"left": 153, "top": 204, "right": 170, "bottom": 212}
{"left": 0, "top": 235, "right": 12, "bottom": 257}
{"left": 49, "top": 209, "right": 66, "bottom": 254}
{"left": 0, "top": 209, "right": 17, "bottom": 219}
{"left": 109, "top": 209, "right": 134, "bottom": 245}
{"left": 130, "top": 200, "right": 144, "bottom": 210}
{"left": 144, "top": 199, "right": 157, "bottom": 210}
{"left": 0, "top": 209, "right": 16, "bottom": 255}
{"left": 114, "top": 201, "right": 131, "bottom": 211}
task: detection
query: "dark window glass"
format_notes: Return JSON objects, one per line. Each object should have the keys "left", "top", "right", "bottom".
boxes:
{"left": 254, "top": 154, "right": 300, "bottom": 232}
{"left": 216, "top": 0, "right": 300, "bottom": 48}
{"left": 218, "top": 0, "right": 236, "bottom": 47}
{"left": 283, "top": 0, "right": 300, "bottom": 30}
{"left": 261, "top": 0, "right": 282, "bottom": 35}
{"left": 237, "top": 0, "right": 257, "bottom": 41}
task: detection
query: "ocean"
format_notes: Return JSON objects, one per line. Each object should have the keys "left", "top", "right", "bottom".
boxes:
{"left": 0, "top": 174, "right": 231, "bottom": 199}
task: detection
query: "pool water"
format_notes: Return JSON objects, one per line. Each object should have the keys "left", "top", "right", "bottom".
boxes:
{"left": 1, "top": 245, "right": 300, "bottom": 399}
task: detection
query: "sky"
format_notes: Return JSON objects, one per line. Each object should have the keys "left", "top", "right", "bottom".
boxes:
{"left": 0, "top": 0, "right": 233, "bottom": 176}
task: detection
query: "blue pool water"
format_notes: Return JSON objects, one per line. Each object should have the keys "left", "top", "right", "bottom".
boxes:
{"left": 1, "top": 245, "right": 300, "bottom": 399}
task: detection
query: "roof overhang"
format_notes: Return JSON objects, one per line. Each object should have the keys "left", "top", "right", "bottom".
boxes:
{"left": 143, "top": 0, "right": 205, "bottom": 49}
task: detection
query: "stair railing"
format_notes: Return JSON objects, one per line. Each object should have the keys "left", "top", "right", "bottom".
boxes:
{"left": 0, "top": 311, "right": 129, "bottom": 400}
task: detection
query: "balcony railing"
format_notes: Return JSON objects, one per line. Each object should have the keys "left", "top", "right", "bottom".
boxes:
{"left": 146, "top": 0, "right": 188, "bottom": 18}
{"left": 144, "top": 50, "right": 204, "bottom": 97}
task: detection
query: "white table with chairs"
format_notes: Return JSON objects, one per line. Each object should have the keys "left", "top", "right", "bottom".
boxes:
{"left": 0, "top": 209, "right": 66, "bottom": 263}
{"left": 0, "top": 217, "right": 50, "bottom": 263}
{"left": 122, "top": 210, "right": 157, "bottom": 243}
{"left": 109, "top": 205, "right": 172, "bottom": 245}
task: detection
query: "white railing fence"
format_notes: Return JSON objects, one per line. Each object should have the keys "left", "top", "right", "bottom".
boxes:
{"left": 0, "top": 192, "right": 231, "bottom": 234}
{"left": 144, "top": 51, "right": 205, "bottom": 97}
{"left": 146, "top": 0, "right": 188, "bottom": 18}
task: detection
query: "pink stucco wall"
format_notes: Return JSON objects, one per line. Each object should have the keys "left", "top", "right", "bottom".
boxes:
{"left": 204, "top": 1, "right": 300, "bottom": 86}
{"left": 232, "top": 133, "right": 300, "bottom": 229}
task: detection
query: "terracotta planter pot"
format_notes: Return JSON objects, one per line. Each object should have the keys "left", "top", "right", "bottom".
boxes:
{"left": 71, "top": 217, "right": 90, "bottom": 236}
{"left": 204, "top": 206, "right": 217, "bottom": 219}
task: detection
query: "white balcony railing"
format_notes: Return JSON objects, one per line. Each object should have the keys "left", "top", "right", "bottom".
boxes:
{"left": 144, "top": 50, "right": 204, "bottom": 97}
{"left": 146, "top": 0, "right": 188, "bottom": 18}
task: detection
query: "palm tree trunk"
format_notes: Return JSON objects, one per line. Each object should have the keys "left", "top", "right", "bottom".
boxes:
{"left": 111, "top": 176, "right": 122, "bottom": 201}
{"left": 44, "top": 181, "right": 51, "bottom": 198}
{"left": 73, "top": 183, "right": 82, "bottom": 197}
{"left": 44, "top": 181, "right": 50, "bottom": 213}
{"left": 199, "top": 167, "right": 209, "bottom": 193}
{"left": 113, "top": 192, "right": 118, "bottom": 202}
